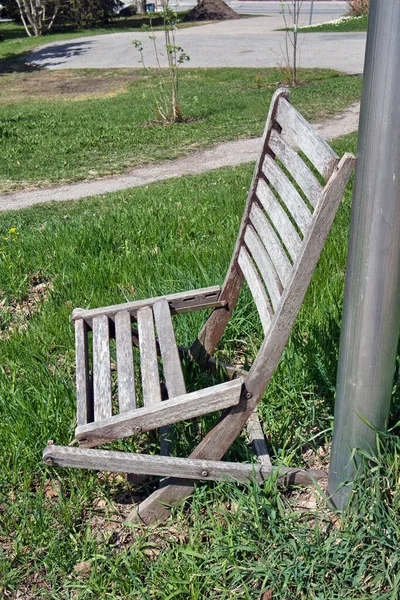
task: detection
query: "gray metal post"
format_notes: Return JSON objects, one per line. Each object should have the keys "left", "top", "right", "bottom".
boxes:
{"left": 308, "top": 0, "right": 314, "bottom": 26}
{"left": 328, "top": 0, "right": 400, "bottom": 509}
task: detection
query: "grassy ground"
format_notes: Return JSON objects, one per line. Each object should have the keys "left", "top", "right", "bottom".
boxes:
{"left": 0, "top": 67, "right": 362, "bottom": 192}
{"left": 296, "top": 14, "right": 368, "bottom": 33}
{"left": 1, "top": 132, "right": 400, "bottom": 598}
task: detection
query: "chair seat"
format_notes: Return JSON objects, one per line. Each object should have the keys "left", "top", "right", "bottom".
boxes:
{"left": 72, "top": 290, "right": 243, "bottom": 448}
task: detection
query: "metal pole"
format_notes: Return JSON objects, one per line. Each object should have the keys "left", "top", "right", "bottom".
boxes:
{"left": 309, "top": 0, "right": 314, "bottom": 26}
{"left": 328, "top": 0, "right": 400, "bottom": 509}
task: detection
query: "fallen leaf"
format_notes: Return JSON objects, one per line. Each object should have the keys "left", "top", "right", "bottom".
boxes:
{"left": 262, "top": 589, "right": 274, "bottom": 600}
{"left": 73, "top": 561, "right": 92, "bottom": 574}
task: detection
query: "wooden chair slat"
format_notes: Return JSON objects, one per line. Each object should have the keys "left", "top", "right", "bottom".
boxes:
{"left": 153, "top": 299, "right": 186, "bottom": 398}
{"left": 75, "top": 379, "right": 244, "bottom": 447}
{"left": 115, "top": 311, "right": 136, "bottom": 413}
{"left": 72, "top": 285, "right": 223, "bottom": 325}
{"left": 246, "top": 410, "right": 272, "bottom": 469}
{"left": 262, "top": 154, "right": 312, "bottom": 236}
{"left": 44, "top": 444, "right": 324, "bottom": 485}
{"left": 269, "top": 129, "right": 323, "bottom": 208}
{"left": 75, "top": 318, "right": 93, "bottom": 426}
{"left": 153, "top": 299, "right": 186, "bottom": 457}
{"left": 243, "top": 225, "right": 282, "bottom": 311}
{"left": 249, "top": 203, "right": 292, "bottom": 287}
{"left": 92, "top": 315, "right": 112, "bottom": 422}
{"left": 276, "top": 97, "right": 338, "bottom": 180}
{"left": 256, "top": 178, "right": 302, "bottom": 261}
{"left": 238, "top": 246, "right": 271, "bottom": 334}
{"left": 137, "top": 306, "right": 161, "bottom": 407}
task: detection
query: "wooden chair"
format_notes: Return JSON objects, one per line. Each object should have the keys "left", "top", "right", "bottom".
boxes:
{"left": 43, "top": 89, "right": 355, "bottom": 524}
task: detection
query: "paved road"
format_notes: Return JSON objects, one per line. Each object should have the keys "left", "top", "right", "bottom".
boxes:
{"left": 174, "top": 0, "right": 347, "bottom": 20}
{"left": 27, "top": 1, "right": 365, "bottom": 72}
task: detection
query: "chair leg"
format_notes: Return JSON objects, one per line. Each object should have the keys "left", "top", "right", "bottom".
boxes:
{"left": 127, "top": 388, "right": 255, "bottom": 525}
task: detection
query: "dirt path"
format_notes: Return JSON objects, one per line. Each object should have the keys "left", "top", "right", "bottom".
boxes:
{"left": 0, "top": 103, "right": 360, "bottom": 212}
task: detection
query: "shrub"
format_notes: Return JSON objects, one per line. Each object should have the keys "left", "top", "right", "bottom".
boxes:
{"left": 347, "top": 0, "right": 369, "bottom": 16}
{"left": 119, "top": 3, "right": 137, "bottom": 17}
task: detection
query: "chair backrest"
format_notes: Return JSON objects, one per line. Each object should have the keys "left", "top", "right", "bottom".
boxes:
{"left": 192, "top": 88, "right": 355, "bottom": 402}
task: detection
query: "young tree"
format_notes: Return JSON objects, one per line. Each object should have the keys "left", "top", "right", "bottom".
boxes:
{"left": 280, "top": 0, "right": 303, "bottom": 86}
{"left": 13, "top": 0, "right": 61, "bottom": 36}
{"left": 133, "top": 2, "right": 189, "bottom": 123}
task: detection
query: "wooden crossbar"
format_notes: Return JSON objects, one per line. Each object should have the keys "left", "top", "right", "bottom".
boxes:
{"left": 43, "top": 445, "right": 327, "bottom": 486}
{"left": 75, "top": 379, "right": 244, "bottom": 448}
{"left": 72, "top": 286, "right": 225, "bottom": 326}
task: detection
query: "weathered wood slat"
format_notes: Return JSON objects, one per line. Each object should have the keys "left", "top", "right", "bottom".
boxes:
{"left": 269, "top": 129, "right": 323, "bottom": 208}
{"left": 249, "top": 203, "right": 292, "bottom": 287}
{"left": 276, "top": 97, "right": 338, "bottom": 180}
{"left": 92, "top": 315, "right": 112, "bottom": 422}
{"left": 246, "top": 410, "right": 272, "bottom": 469}
{"left": 43, "top": 445, "right": 326, "bottom": 485}
{"left": 263, "top": 154, "right": 312, "bottom": 236}
{"left": 190, "top": 89, "right": 291, "bottom": 362}
{"left": 137, "top": 306, "right": 161, "bottom": 407}
{"left": 244, "top": 225, "right": 282, "bottom": 311}
{"left": 238, "top": 246, "right": 271, "bottom": 334}
{"left": 153, "top": 300, "right": 186, "bottom": 398}
{"left": 75, "top": 319, "right": 93, "bottom": 426}
{"left": 72, "top": 286, "right": 223, "bottom": 325}
{"left": 115, "top": 311, "right": 136, "bottom": 413}
{"left": 256, "top": 178, "right": 302, "bottom": 261}
{"left": 75, "top": 378, "right": 244, "bottom": 448}
{"left": 153, "top": 299, "right": 186, "bottom": 457}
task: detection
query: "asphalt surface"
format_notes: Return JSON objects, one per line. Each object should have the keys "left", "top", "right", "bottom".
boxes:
{"left": 27, "top": 2, "right": 366, "bottom": 73}
{"left": 0, "top": 102, "right": 360, "bottom": 212}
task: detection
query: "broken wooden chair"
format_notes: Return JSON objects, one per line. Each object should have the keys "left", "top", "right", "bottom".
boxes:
{"left": 43, "top": 89, "right": 355, "bottom": 524}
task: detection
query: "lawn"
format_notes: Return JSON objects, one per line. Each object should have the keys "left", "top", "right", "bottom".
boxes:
{"left": 296, "top": 14, "right": 368, "bottom": 33}
{"left": 1, "top": 132, "right": 400, "bottom": 599}
{"left": 0, "top": 67, "right": 363, "bottom": 192}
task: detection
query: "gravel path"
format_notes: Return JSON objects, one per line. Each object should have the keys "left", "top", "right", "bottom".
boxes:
{"left": 0, "top": 103, "right": 360, "bottom": 212}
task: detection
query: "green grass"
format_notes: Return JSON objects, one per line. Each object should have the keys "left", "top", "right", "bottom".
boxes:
{"left": 0, "top": 68, "right": 362, "bottom": 192}
{"left": 1, "top": 131, "right": 400, "bottom": 598}
{"left": 289, "top": 14, "right": 368, "bottom": 33}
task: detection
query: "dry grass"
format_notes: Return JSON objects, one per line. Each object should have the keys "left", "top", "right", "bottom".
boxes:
{"left": 0, "top": 69, "right": 144, "bottom": 105}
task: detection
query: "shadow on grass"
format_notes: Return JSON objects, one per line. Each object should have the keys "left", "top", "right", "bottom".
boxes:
{"left": 26, "top": 40, "right": 93, "bottom": 69}
{"left": 0, "top": 50, "right": 42, "bottom": 74}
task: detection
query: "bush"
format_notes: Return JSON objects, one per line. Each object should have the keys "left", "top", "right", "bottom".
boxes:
{"left": 119, "top": 3, "right": 137, "bottom": 17}
{"left": 56, "top": 0, "right": 124, "bottom": 29}
{"left": 347, "top": 0, "right": 369, "bottom": 16}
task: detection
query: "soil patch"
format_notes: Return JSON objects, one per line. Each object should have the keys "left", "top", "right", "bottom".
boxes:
{"left": 0, "top": 69, "right": 142, "bottom": 104}
{"left": 183, "top": 0, "right": 240, "bottom": 22}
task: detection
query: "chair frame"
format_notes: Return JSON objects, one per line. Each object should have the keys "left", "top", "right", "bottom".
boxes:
{"left": 43, "top": 88, "right": 355, "bottom": 524}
